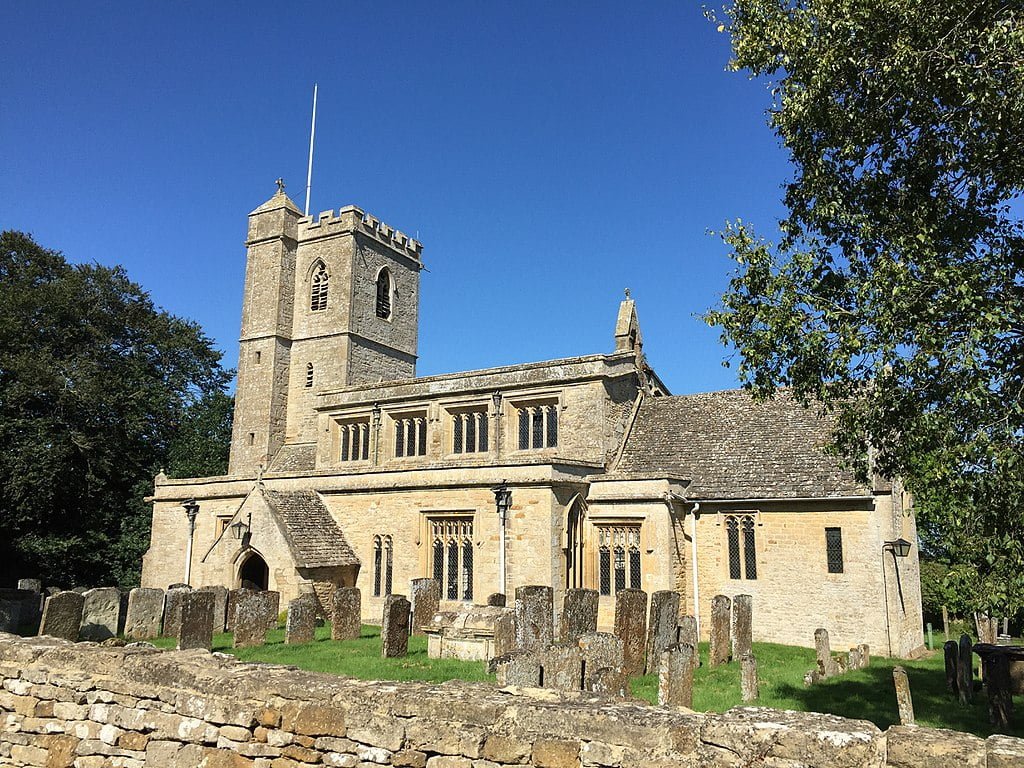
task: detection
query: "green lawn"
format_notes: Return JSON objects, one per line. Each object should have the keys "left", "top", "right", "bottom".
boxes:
{"left": 149, "top": 627, "right": 1020, "bottom": 739}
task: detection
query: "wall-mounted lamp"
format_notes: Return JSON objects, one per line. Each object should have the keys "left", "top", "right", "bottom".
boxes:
{"left": 883, "top": 538, "right": 913, "bottom": 558}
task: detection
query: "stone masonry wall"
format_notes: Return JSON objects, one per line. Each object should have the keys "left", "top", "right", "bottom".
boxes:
{"left": 1, "top": 634, "right": 1020, "bottom": 768}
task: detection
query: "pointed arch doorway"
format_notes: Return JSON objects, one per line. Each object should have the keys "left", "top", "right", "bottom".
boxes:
{"left": 238, "top": 552, "right": 269, "bottom": 590}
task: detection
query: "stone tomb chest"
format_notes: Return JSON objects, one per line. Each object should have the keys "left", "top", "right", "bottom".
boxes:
{"left": 424, "top": 605, "right": 513, "bottom": 661}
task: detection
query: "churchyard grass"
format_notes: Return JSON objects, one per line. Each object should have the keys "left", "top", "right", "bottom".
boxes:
{"left": 149, "top": 628, "right": 1020, "bottom": 739}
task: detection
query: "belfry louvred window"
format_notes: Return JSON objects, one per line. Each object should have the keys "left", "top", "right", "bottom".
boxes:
{"left": 429, "top": 517, "right": 473, "bottom": 601}
{"left": 376, "top": 268, "right": 392, "bottom": 319}
{"left": 310, "top": 261, "right": 329, "bottom": 311}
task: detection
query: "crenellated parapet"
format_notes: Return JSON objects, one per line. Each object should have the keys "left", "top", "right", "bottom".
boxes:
{"left": 299, "top": 205, "right": 423, "bottom": 261}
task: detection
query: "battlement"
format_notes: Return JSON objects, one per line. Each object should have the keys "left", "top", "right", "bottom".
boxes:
{"left": 298, "top": 205, "right": 423, "bottom": 259}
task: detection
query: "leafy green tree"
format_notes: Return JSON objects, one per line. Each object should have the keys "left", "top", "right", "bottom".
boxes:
{"left": 0, "top": 231, "right": 232, "bottom": 587}
{"left": 705, "top": 3, "right": 1024, "bottom": 612}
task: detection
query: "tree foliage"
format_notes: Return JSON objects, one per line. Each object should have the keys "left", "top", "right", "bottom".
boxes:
{"left": 0, "top": 231, "right": 232, "bottom": 587}
{"left": 705, "top": 3, "right": 1024, "bottom": 611}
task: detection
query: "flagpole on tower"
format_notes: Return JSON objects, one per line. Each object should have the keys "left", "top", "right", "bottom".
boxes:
{"left": 304, "top": 83, "right": 318, "bottom": 216}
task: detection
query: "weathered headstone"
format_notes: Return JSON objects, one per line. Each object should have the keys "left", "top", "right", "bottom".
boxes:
{"left": 677, "top": 615, "right": 700, "bottom": 669}
{"left": 645, "top": 590, "right": 681, "bottom": 674}
{"left": 732, "top": 594, "right": 753, "bottom": 659}
{"left": 487, "top": 593, "right": 506, "bottom": 607}
{"left": 124, "top": 588, "right": 164, "bottom": 640}
{"left": 39, "top": 592, "right": 84, "bottom": 642}
{"left": 579, "top": 632, "right": 626, "bottom": 697}
{"left": 178, "top": 591, "right": 215, "bottom": 651}
{"left": 614, "top": 588, "right": 647, "bottom": 677}
{"left": 514, "top": 585, "right": 554, "bottom": 652}
{"left": 740, "top": 651, "right": 759, "bottom": 702}
{"left": 495, "top": 651, "right": 542, "bottom": 687}
{"left": 17, "top": 579, "right": 42, "bottom": 593}
{"left": 261, "top": 591, "right": 281, "bottom": 630}
{"left": 988, "top": 651, "right": 1014, "bottom": 731}
{"left": 559, "top": 588, "right": 598, "bottom": 646}
{"left": 893, "top": 666, "right": 915, "bottom": 725}
{"left": 285, "top": 595, "right": 317, "bottom": 645}
{"left": 410, "top": 578, "right": 441, "bottom": 636}
{"left": 331, "top": 586, "right": 361, "bottom": 641}
{"left": 80, "top": 587, "right": 120, "bottom": 641}
{"left": 0, "top": 593, "right": 21, "bottom": 634}
{"left": 857, "top": 643, "right": 870, "bottom": 668}
{"left": 0, "top": 589, "right": 42, "bottom": 635}
{"left": 198, "top": 585, "right": 229, "bottom": 633}
{"left": 541, "top": 645, "right": 584, "bottom": 692}
{"left": 814, "top": 627, "right": 838, "bottom": 677}
{"left": 848, "top": 646, "right": 862, "bottom": 671}
{"left": 493, "top": 612, "right": 516, "bottom": 657}
{"left": 225, "top": 588, "right": 243, "bottom": 632}
{"left": 163, "top": 587, "right": 191, "bottom": 639}
{"left": 233, "top": 591, "right": 275, "bottom": 648}
{"left": 958, "top": 633, "right": 974, "bottom": 704}
{"left": 658, "top": 644, "right": 695, "bottom": 708}
{"left": 709, "top": 595, "right": 732, "bottom": 667}
{"left": 943, "top": 640, "right": 959, "bottom": 696}
{"left": 381, "top": 594, "right": 411, "bottom": 658}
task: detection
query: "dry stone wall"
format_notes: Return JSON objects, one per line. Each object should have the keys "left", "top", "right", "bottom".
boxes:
{"left": 1, "top": 633, "right": 1022, "bottom": 768}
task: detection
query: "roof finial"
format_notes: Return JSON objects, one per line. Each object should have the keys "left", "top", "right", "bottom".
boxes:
{"left": 624, "top": 288, "right": 631, "bottom": 300}
{"left": 275, "top": 178, "right": 286, "bottom": 193}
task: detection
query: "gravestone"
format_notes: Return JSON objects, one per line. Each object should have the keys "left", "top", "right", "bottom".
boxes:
{"left": 198, "top": 585, "right": 229, "bottom": 633}
{"left": 495, "top": 651, "right": 542, "bottom": 687}
{"left": 709, "top": 595, "right": 732, "bottom": 667}
{"left": 579, "top": 632, "right": 626, "bottom": 697}
{"left": 261, "top": 591, "right": 281, "bottom": 630}
{"left": 381, "top": 594, "right": 411, "bottom": 658}
{"left": 514, "top": 585, "right": 554, "bottom": 652}
{"left": 740, "top": 651, "right": 759, "bottom": 702}
{"left": 732, "top": 594, "right": 753, "bottom": 659}
{"left": 124, "top": 588, "right": 164, "bottom": 640}
{"left": 658, "top": 644, "right": 694, "bottom": 708}
{"left": 163, "top": 587, "right": 191, "bottom": 639}
{"left": 493, "top": 612, "right": 516, "bottom": 657}
{"left": 677, "top": 616, "right": 700, "bottom": 669}
{"left": 614, "top": 588, "right": 648, "bottom": 677}
{"left": 893, "top": 666, "right": 915, "bottom": 725}
{"left": 857, "top": 643, "right": 870, "bottom": 668}
{"left": 331, "top": 586, "right": 361, "bottom": 640}
{"left": 943, "top": 640, "right": 959, "bottom": 695}
{"left": 285, "top": 595, "right": 317, "bottom": 645}
{"left": 988, "top": 652, "right": 1014, "bottom": 731}
{"left": 233, "top": 591, "right": 276, "bottom": 648}
{"left": 225, "top": 588, "right": 243, "bottom": 632}
{"left": 814, "top": 627, "right": 838, "bottom": 677}
{"left": 0, "top": 593, "right": 22, "bottom": 634}
{"left": 17, "top": 579, "right": 42, "bottom": 593}
{"left": 559, "top": 588, "right": 598, "bottom": 646}
{"left": 958, "top": 633, "right": 974, "bottom": 704}
{"left": 178, "top": 590, "right": 215, "bottom": 651}
{"left": 410, "top": 578, "right": 441, "bottom": 636}
{"left": 541, "top": 645, "right": 584, "bottom": 692}
{"left": 39, "top": 592, "right": 84, "bottom": 642}
{"left": 80, "top": 588, "right": 120, "bottom": 641}
{"left": 0, "top": 589, "right": 42, "bottom": 635}
{"left": 645, "top": 590, "right": 680, "bottom": 674}
{"left": 487, "top": 593, "right": 506, "bottom": 607}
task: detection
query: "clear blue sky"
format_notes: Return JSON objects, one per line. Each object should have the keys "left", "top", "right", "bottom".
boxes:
{"left": 1, "top": 2, "right": 792, "bottom": 395}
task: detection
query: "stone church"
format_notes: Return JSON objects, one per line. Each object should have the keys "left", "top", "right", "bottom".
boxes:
{"left": 141, "top": 185, "right": 925, "bottom": 657}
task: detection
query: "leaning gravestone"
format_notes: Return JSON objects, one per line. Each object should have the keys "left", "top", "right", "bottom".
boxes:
{"left": 615, "top": 588, "right": 648, "bottom": 678}
{"left": 732, "top": 594, "right": 753, "bottom": 659}
{"left": 124, "top": 588, "right": 164, "bottom": 640}
{"left": 285, "top": 595, "right": 317, "bottom": 645}
{"left": 645, "top": 590, "right": 681, "bottom": 674}
{"left": 493, "top": 612, "right": 516, "bottom": 657}
{"left": 198, "top": 585, "right": 229, "bottom": 633}
{"left": 178, "top": 591, "right": 215, "bottom": 651}
{"left": 579, "top": 632, "right": 627, "bottom": 697}
{"left": 559, "top": 588, "right": 599, "bottom": 646}
{"left": 162, "top": 587, "right": 191, "bottom": 639}
{"left": 677, "top": 615, "right": 700, "bottom": 669}
{"left": 39, "top": 591, "right": 84, "bottom": 642}
{"left": 658, "top": 643, "right": 695, "bottom": 708}
{"left": 381, "top": 594, "right": 411, "bottom": 658}
{"left": 331, "top": 586, "right": 361, "bottom": 641}
{"left": 514, "top": 585, "right": 554, "bottom": 652}
{"left": 80, "top": 587, "right": 120, "bottom": 641}
{"left": 410, "top": 578, "right": 441, "bottom": 636}
{"left": 709, "top": 595, "right": 732, "bottom": 667}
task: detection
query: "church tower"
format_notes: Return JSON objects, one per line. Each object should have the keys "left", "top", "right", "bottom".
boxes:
{"left": 228, "top": 183, "right": 424, "bottom": 475}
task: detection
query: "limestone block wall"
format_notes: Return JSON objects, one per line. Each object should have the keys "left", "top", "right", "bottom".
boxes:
{"left": 1, "top": 634, "right": 1020, "bottom": 768}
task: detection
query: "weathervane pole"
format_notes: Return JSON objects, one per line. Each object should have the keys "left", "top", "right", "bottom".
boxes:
{"left": 304, "top": 83, "right": 318, "bottom": 216}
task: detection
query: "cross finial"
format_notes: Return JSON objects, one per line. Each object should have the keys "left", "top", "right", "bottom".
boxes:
{"left": 275, "top": 178, "right": 285, "bottom": 193}
{"left": 624, "top": 288, "right": 631, "bottom": 299}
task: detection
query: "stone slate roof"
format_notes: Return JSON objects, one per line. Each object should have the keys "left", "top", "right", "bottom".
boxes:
{"left": 269, "top": 443, "right": 317, "bottom": 473}
{"left": 616, "top": 390, "right": 868, "bottom": 499}
{"left": 263, "top": 490, "right": 359, "bottom": 568}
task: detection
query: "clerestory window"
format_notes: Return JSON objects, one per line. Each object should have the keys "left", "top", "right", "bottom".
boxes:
{"left": 516, "top": 400, "right": 558, "bottom": 450}
{"left": 338, "top": 419, "right": 371, "bottom": 462}
{"left": 311, "top": 261, "right": 329, "bottom": 312}
{"left": 452, "top": 408, "right": 489, "bottom": 454}
{"left": 394, "top": 412, "right": 428, "bottom": 458}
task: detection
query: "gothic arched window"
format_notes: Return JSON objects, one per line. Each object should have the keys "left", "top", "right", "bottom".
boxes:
{"left": 310, "top": 261, "right": 329, "bottom": 312}
{"left": 373, "top": 534, "right": 393, "bottom": 597}
{"left": 305, "top": 362, "right": 314, "bottom": 388}
{"left": 376, "top": 268, "right": 392, "bottom": 319}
